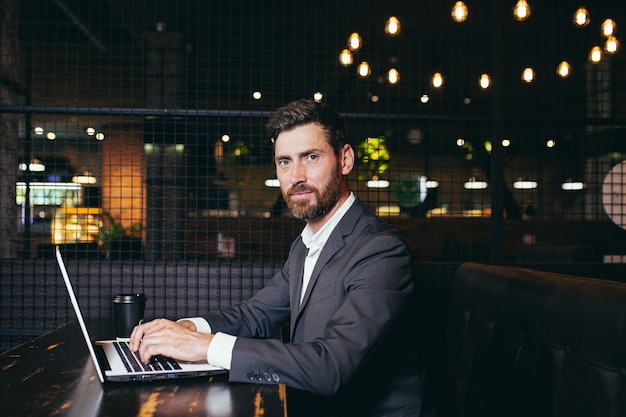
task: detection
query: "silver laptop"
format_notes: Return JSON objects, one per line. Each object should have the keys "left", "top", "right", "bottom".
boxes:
{"left": 55, "top": 245, "right": 225, "bottom": 382}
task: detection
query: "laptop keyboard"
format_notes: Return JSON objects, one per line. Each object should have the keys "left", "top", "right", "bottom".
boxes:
{"left": 114, "top": 341, "right": 182, "bottom": 372}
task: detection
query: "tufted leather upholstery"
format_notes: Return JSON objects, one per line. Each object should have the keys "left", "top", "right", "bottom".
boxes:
{"left": 439, "top": 262, "right": 626, "bottom": 417}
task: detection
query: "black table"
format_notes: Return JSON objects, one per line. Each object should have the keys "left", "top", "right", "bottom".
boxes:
{"left": 0, "top": 321, "right": 287, "bottom": 417}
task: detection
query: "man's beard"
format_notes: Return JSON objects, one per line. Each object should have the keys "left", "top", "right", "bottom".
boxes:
{"left": 284, "top": 165, "right": 343, "bottom": 220}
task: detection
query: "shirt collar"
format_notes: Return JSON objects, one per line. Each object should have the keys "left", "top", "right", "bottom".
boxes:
{"left": 301, "top": 192, "right": 356, "bottom": 253}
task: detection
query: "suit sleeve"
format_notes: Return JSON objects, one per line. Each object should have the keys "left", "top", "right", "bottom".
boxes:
{"left": 202, "top": 263, "right": 293, "bottom": 339}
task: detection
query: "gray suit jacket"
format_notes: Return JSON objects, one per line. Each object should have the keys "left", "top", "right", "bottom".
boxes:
{"left": 205, "top": 197, "right": 423, "bottom": 416}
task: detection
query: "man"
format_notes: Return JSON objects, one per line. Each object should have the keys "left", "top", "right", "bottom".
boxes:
{"left": 130, "top": 99, "right": 423, "bottom": 416}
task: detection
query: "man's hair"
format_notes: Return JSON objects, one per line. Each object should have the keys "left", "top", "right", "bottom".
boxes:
{"left": 266, "top": 99, "right": 346, "bottom": 156}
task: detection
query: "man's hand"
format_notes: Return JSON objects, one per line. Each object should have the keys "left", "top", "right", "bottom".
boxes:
{"left": 129, "top": 318, "right": 214, "bottom": 364}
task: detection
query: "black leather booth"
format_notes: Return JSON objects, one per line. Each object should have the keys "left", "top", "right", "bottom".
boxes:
{"left": 439, "top": 262, "right": 626, "bottom": 417}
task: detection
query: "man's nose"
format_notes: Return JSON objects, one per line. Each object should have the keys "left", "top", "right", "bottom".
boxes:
{"left": 290, "top": 162, "right": 306, "bottom": 184}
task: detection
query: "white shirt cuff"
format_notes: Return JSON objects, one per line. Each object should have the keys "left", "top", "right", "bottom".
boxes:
{"left": 177, "top": 317, "right": 212, "bottom": 333}
{"left": 207, "top": 332, "right": 236, "bottom": 370}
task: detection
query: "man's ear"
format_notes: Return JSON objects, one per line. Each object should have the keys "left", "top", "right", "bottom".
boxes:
{"left": 341, "top": 144, "right": 355, "bottom": 175}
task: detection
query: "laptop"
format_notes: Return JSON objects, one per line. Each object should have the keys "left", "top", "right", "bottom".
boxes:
{"left": 55, "top": 245, "right": 225, "bottom": 382}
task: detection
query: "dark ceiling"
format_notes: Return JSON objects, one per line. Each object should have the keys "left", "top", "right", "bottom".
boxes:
{"left": 15, "top": 0, "right": 626, "bottom": 153}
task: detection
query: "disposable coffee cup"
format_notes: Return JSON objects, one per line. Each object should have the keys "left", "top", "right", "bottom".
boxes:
{"left": 112, "top": 293, "right": 147, "bottom": 338}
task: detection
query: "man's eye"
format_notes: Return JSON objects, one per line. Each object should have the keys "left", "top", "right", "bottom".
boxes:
{"left": 306, "top": 154, "right": 318, "bottom": 161}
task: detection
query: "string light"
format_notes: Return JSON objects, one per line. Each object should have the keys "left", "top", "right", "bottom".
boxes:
{"left": 385, "top": 16, "right": 400, "bottom": 36}
{"left": 451, "top": 1, "right": 469, "bottom": 23}
{"left": 339, "top": 49, "right": 353, "bottom": 66}
{"left": 348, "top": 33, "right": 362, "bottom": 51}
{"left": 513, "top": 0, "right": 531, "bottom": 21}
{"left": 573, "top": 7, "right": 590, "bottom": 27}
{"left": 589, "top": 45, "right": 603, "bottom": 63}
{"left": 556, "top": 61, "right": 571, "bottom": 78}
{"left": 479, "top": 74, "right": 491, "bottom": 89}
{"left": 521, "top": 67, "right": 535, "bottom": 83}
{"left": 432, "top": 72, "right": 444, "bottom": 88}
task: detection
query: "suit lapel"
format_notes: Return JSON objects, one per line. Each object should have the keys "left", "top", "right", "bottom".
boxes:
{"left": 289, "top": 197, "right": 368, "bottom": 341}
{"left": 297, "top": 237, "right": 344, "bottom": 311}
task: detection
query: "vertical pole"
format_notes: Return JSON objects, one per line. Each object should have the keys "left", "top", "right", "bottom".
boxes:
{"left": 490, "top": 0, "right": 505, "bottom": 265}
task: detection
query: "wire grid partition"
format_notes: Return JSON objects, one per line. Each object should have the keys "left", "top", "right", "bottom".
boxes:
{"left": 1, "top": 0, "right": 626, "bottom": 349}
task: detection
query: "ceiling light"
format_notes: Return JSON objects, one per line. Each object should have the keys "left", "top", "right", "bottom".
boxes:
{"left": 339, "top": 49, "right": 353, "bottom": 66}
{"left": 479, "top": 73, "right": 491, "bottom": 89}
{"left": 432, "top": 72, "right": 444, "bottom": 88}
{"left": 34, "top": 127, "right": 44, "bottom": 135}
{"left": 464, "top": 177, "right": 488, "bottom": 190}
{"left": 451, "top": 1, "right": 468, "bottom": 23}
{"left": 385, "top": 16, "right": 400, "bottom": 36}
{"left": 95, "top": 132, "right": 105, "bottom": 140}
{"left": 513, "top": 0, "right": 531, "bottom": 21}
{"left": 561, "top": 179, "right": 586, "bottom": 191}
{"left": 86, "top": 127, "right": 96, "bottom": 135}
{"left": 521, "top": 67, "right": 535, "bottom": 83}
{"left": 589, "top": 45, "right": 603, "bottom": 63}
{"left": 72, "top": 172, "right": 97, "bottom": 184}
{"left": 252, "top": 91, "right": 262, "bottom": 100}
{"left": 19, "top": 160, "right": 45, "bottom": 172}
{"left": 601, "top": 18, "right": 615, "bottom": 37}
{"left": 348, "top": 33, "right": 362, "bottom": 51}
{"left": 357, "top": 61, "right": 371, "bottom": 77}
{"left": 557, "top": 61, "right": 571, "bottom": 78}
{"left": 264, "top": 179, "right": 280, "bottom": 188}
{"left": 513, "top": 178, "right": 538, "bottom": 189}
{"left": 573, "top": 7, "right": 590, "bottom": 27}
{"left": 387, "top": 68, "right": 399, "bottom": 84}
{"left": 367, "top": 179, "right": 390, "bottom": 189}
{"left": 605, "top": 36, "right": 620, "bottom": 54}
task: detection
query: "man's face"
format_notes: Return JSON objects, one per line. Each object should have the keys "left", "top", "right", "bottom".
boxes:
{"left": 274, "top": 123, "right": 353, "bottom": 224}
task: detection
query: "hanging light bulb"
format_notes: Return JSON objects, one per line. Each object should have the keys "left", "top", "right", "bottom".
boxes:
{"left": 573, "top": 7, "right": 590, "bottom": 27}
{"left": 387, "top": 68, "right": 400, "bottom": 84}
{"left": 601, "top": 19, "right": 616, "bottom": 37}
{"left": 385, "top": 16, "right": 400, "bottom": 36}
{"left": 605, "top": 36, "right": 620, "bottom": 54}
{"left": 432, "top": 72, "right": 444, "bottom": 88}
{"left": 556, "top": 61, "right": 571, "bottom": 78}
{"left": 521, "top": 67, "right": 535, "bottom": 83}
{"left": 479, "top": 73, "right": 491, "bottom": 89}
{"left": 357, "top": 61, "right": 371, "bottom": 77}
{"left": 451, "top": 1, "right": 469, "bottom": 23}
{"left": 348, "top": 32, "right": 362, "bottom": 51}
{"left": 589, "top": 45, "right": 603, "bottom": 63}
{"left": 513, "top": 0, "right": 531, "bottom": 21}
{"left": 339, "top": 49, "right": 353, "bottom": 66}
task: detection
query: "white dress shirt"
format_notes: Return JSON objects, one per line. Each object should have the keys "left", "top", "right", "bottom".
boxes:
{"left": 181, "top": 193, "right": 356, "bottom": 369}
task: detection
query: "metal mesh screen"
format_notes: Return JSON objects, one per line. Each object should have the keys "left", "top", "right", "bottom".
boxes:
{"left": 1, "top": 0, "right": 626, "bottom": 349}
